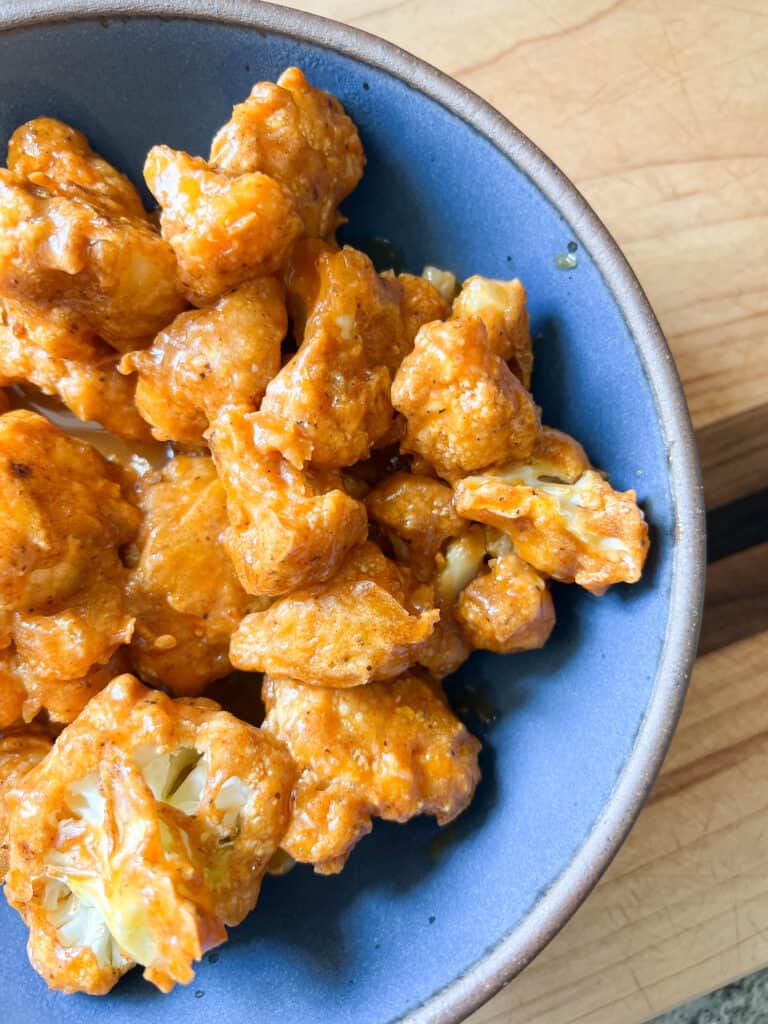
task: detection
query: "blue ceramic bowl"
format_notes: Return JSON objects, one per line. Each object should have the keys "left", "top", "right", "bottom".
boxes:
{"left": 0, "top": 3, "right": 705, "bottom": 1022}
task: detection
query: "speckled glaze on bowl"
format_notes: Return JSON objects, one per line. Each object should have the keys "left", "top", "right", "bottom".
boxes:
{"left": 0, "top": 3, "right": 706, "bottom": 1023}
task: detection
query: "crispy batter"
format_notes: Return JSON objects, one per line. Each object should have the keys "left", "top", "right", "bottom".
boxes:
{"left": 392, "top": 315, "right": 539, "bottom": 479}
{"left": 366, "top": 471, "right": 465, "bottom": 581}
{"left": 263, "top": 672, "right": 481, "bottom": 874}
{"left": 454, "top": 428, "right": 650, "bottom": 593}
{"left": 230, "top": 542, "right": 438, "bottom": 687}
{"left": 258, "top": 247, "right": 398, "bottom": 468}
{"left": 283, "top": 236, "right": 337, "bottom": 343}
{"left": 207, "top": 406, "right": 368, "bottom": 596}
{"left": 455, "top": 551, "right": 555, "bottom": 654}
{"left": 451, "top": 276, "right": 532, "bottom": 385}
{"left": 0, "top": 297, "right": 152, "bottom": 440}
{"left": 125, "top": 457, "right": 255, "bottom": 695}
{"left": 0, "top": 411, "right": 138, "bottom": 724}
{"left": 4, "top": 674, "right": 295, "bottom": 994}
{"left": 7, "top": 117, "right": 148, "bottom": 220}
{"left": 0, "top": 169, "right": 185, "bottom": 351}
{"left": 144, "top": 146, "right": 302, "bottom": 306}
{"left": 119, "top": 279, "right": 286, "bottom": 444}
{"left": 0, "top": 727, "right": 53, "bottom": 880}
{"left": 210, "top": 66, "right": 365, "bottom": 237}
{"left": 397, "top": 272, "right": 450, "bottom": 347}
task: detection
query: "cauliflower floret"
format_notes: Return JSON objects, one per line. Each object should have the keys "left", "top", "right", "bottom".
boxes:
{"left": 125, "top": 457, "right": 256, "bottom": 695}
{"left": 210, "top": 66, "right": 365, "bottom": 238}
{"left": 7, "top": 117, "right": 149, "bottom": 221}
{"left": 0, "top": 412, "right": 139, "bottom": 725}
{"left": 421, "top": 265, "right": 458, "bottom": 303}
{"left": 451, "top": 275, "right": 532, "bottom": 386}
{"left": 0, "top": 169, "right": 185, "bottom": 352}
{"left": 230, "top": 542, "right": 438, "bottom": 687}
{"left": 392, "top": 315, "right": 539, "bottom": 479}
{"left": 207, "top": 406, "right": 368, "bottom": 596}
{"left": 365, "top": 471, "right": 465, "bottom": 581}
{"left": 454, "top": 428, "right": 650, "bottom": 593}
{"left": 144, "top": 146, "right": 302, "bottom": 306}
{"left": 0, "top": 297, "right": 152, "bottom": 441}
{"left": 258, "top": 247, "right": 398, "bottom": 468}
{"left": 0, "top": 727, "right": 53, "bottom": 880}
{"left": 262, "top": 672, "right": 480, "bottom": 874}
{"left": 4, "top": 674, "right": 295, "bottom": 995}
{"left": 119, "top": 279, "right": 286, "bottom": 445}
{"left": 455, "top": 549, "right": 555, "bottom": 654}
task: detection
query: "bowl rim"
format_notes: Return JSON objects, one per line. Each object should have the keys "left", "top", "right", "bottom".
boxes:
{"left": 0, "top": 2, "right": 707, "bottom": 1021}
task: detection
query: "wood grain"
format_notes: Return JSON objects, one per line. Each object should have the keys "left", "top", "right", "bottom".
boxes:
{"left": 290, "top": 2, "right": 766, "bottom": 1020}
{"left": 697, "top": 404, "right": 768, "bottom": 509}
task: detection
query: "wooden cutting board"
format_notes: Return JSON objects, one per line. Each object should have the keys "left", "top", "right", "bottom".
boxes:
{"left": 294, "top": 1, "right": 768, "bottom": 1019}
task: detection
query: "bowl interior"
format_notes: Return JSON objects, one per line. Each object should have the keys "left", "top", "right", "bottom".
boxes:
{"left": 0, "top": 14, "right": 675, "bottom": 1024}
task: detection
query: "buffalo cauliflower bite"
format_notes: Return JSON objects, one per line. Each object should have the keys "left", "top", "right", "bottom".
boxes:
{"left": 0, "top": 411, "right": 139, "bottom": 725}
{"left": 397, "top": 272, "right": 450, "bottom": 348}
{"left": 0, "top": 297, "right": 152, "bottom": 441}
{"left": 119, "top": 279, "right": 287, "bottom": 445}
{"left": 210, "top": 66, "right": 365, "bottom": 238}
{"left": 455, "top": 549, "right": 555, "bottom": 654}
{"left": 207, "top": 406, "right": 368, "bottom": 596}
{"left": 451, "top": 275, "right": 533, "bottom": 387}
{"left": 125, "top": 457, "right": 256, "bottom": 695}
{"left": 0, "top": 727, "right": 53, "bottom": 880}
{"left": 392, "top": 315, "right": 539, "bottom": 479}
{"left": 144, "top": 146, "right": 302, "bottom": 306}
{"left": 0, "top": 170, "right": 185, "bottom": 352}
{"left": 454, "top": 428, "right": 650, "bottom": 593}
{"left": 262, "top": 672, "right": 480, "bottom": 874}
{"left": 365, "top": 471, "right": 465, "bottom": 581}
{"left": 4, "top": 674, "right": 295, "bottom": 995}
{"left": 230, "top": 541, "right": 439, "bottom": 687}
{"left": 7, "top": 117, "right": 149, "bottom": 221}
{"left": 257, "top": 247, "right": 399, "bottom": 468}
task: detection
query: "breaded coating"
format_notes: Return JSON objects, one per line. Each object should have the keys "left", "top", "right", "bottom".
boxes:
{"left": 0, "top": 411, "right": 139, "bottom": 724}
{"left": 454, "top": 428, "right": 650, "bottom": 593}
{"left": 0, "top": 389, "right": 7, "bottom": 413}
{"left": 4, "top": 675, "right": 295, "bottom": 995}
{"left": 0, "top": 297, "right": 152, "bottom": 440}
{"left": 12, "top": 582, "right": 133, "bottom": 721}
{"left": 7, "top": 117, "right": 149, "bottom": 220}
{"left": 0, "top": 728, "right": 53, "bottom": 880}
{"left": 144, "top": 146, "right": 302, "bottom": 306}
{"left": 207, "top": 406, "right": 368, "bottom": 596}
{"left": 392, "top": 315, "right": 539, "bottom": 479}
{"left": 0, "top": 411, "right": 138, "bottom": 628}
{"left": 119, "top": 279, "right": 286, "bottom": 444}
{"left": 397, "top": 271, "right": 450, "bottom": 347}
{"left": 0, "top": 170, "right": 185, "bottom": 351}
{"left": 210, "top": 66, "right": 365, "bottom": 237}
{"left": 230, "top": 541, "right": 438, "bottom": 687}
{"left": 262, "top": 672, "right": 481, "bottom": 874}
{"left": 366, "top": 471, "right": 465, "bottom": 581}
{"left": 451, "top": 276, "right": 532, "bottom": 386}
{"left": 125, "top": 457, "right": 255, "bottom": 695}
{"left": 455, "top": 551, "right": 555, "bottom": 654}
{"left": 283, "top": 235, "right": 337, "bottom": 343}
{"left": 258, "top": 247, "right": 398, "bottom": 468}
